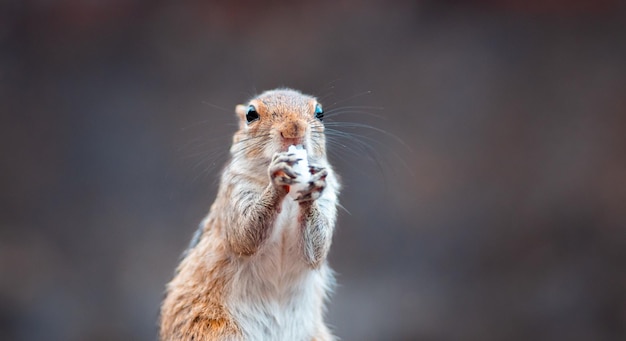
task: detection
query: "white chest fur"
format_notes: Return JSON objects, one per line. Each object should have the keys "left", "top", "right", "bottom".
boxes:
{"left": 227, "top": 198, "right": 330, "bottom": 341}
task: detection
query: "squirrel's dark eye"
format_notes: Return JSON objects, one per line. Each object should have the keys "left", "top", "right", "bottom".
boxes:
{"left": 314, "top": 104, "right": 324, "bottom": 121}
{"left": 246, "top": 105, "right": 259, "bottom": 123}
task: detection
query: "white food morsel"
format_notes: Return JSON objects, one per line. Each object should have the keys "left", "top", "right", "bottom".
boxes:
{"left": 287, "top": 145, "right": 310, "bottom": 199}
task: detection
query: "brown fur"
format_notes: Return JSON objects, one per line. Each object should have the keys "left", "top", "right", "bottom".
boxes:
{"left": 160, "top": 227, "right": 240, "bottom": 340}
{"left": 160, "top": 89, "right": 339, "bottom": 341}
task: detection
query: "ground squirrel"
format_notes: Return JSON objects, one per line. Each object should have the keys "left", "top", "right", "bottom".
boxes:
{"left": 160, "top": 88, "right": 340, "bottom": 341}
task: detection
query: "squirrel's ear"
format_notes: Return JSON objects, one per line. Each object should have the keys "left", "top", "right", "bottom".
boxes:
{"left": 235, "top": 104, "right": 247, "bottom": 120}
{"left": 235, "top": 104, "right": 247, "bottom": 128}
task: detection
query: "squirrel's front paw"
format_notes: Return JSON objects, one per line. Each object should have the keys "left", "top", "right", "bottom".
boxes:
{"left": 269, "top": 152, "right": 300, "bottom": 190}
{"left": 294, "top": 165, "right": 328, "bottom": 202}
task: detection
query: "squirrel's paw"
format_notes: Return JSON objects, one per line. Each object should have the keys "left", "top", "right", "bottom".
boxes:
{"left": 294, "top": 166, "right": 327, "bottom": 202}
{"left": 269, "top": 152, "right": 300, "bottom": 188}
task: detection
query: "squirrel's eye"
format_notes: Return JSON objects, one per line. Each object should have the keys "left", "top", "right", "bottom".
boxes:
{"left": 246, "top": 105, "right": 259, "bottom": 123}
{"left": 314, "top": 104, "right": 324, "bottom": 121}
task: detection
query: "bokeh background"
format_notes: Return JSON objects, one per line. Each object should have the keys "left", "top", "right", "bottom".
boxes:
{"left": 2, "top": 1, "right": 626, "bottom": 340}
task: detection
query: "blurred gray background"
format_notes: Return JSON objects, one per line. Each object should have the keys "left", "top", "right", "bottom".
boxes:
{"left": 1, "top": 1, "right": 626, "bottom": 340}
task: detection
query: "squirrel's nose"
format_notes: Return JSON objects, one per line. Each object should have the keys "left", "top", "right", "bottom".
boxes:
{"left": 280, "top": 121, "right": 306, "bottom": 140}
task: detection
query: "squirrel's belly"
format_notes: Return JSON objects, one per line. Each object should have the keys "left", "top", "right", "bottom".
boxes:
{"left": 226, "top": 198, "right": 328, "bottom": 340}
{"left": 227, "top": 269, "right": 326, "bottom": 340}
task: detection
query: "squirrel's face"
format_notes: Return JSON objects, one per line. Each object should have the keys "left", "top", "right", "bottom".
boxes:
{"left": 231, "top": 89, "right": 326, "bottom": 162}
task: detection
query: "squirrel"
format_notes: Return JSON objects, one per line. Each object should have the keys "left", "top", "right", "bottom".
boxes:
{"left": 159, "top": 88, "right": 340, "bottom": 341}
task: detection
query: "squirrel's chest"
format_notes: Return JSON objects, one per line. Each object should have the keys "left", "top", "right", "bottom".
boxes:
{"left": 227, "top": 199, "right": 324, "bottom": 340}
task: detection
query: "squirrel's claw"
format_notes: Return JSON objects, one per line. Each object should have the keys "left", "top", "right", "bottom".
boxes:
{"left": 294, "top": 166, "right": 327, "bottom": 202}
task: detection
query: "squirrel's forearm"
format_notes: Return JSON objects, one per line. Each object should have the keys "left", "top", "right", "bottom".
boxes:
{"left": 299, "top": 200, "right": 336, "bottom": 268}
{"left": 225, "top": 184, "right": 286, "bottom": 256}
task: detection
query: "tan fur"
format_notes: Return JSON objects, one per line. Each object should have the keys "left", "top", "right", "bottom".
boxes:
{"left": 160, "top": 89, "right": 339, "bottom": 341}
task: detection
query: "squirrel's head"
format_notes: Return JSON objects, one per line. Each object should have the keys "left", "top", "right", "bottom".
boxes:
{"left": 231, "top": 88, "right": 326, "bottom": 162}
